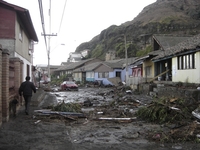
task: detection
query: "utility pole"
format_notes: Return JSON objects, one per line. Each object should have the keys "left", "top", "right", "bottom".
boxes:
{"left": 41, "top": 33, "right": 57, "bottom": 86}
{"left": 124, "top": 34, "right": 128, "bottom": 85}
{"left": 41, "top": 0, "right": 57, "bottom": 89}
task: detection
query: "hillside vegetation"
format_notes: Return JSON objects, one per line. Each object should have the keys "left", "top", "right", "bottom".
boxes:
{"left": 75, "top": 0, "right": 200, "bottom": 59}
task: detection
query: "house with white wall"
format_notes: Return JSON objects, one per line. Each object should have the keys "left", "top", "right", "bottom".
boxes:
{"left": 152, "top": 34, "right": 200, "bottom": 84}
{"left": 68, "top": 52, "right": 82, "bottom": 62}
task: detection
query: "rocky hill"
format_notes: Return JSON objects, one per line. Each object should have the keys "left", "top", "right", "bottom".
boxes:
{"left": 75, "top": 0, "right": 200, "bottom": 60}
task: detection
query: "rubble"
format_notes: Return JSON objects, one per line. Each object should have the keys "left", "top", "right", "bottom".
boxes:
{"left": 192, "top": 107, "right": 200, "bottom": 120}
{"left": 96, "top": 117, "right": 137, "bottom": 123}
{"left": 35, "top": 86, "right": 200, "bottom": 144}
{"left": 136, "top": 97, "right": 196, "bottom": 124}
{"left": 136, "top": 96, "right": 200, "bottom": 142}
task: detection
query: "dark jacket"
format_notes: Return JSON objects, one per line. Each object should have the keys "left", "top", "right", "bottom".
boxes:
{"left": 19, "top": 81, "right": 36, "bottom": 96}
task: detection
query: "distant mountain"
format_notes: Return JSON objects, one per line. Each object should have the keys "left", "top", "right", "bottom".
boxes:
{"left": 75, "top": 0, "right": 200, "bottom": 60}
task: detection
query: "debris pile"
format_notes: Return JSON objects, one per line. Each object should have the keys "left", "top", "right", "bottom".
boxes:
{"left": 136, "top": 97, "right": 196, "bottom": 124}
{"left": 136, "top": 96, "right": 200, "bottom": 142}
{"left": 34, "top": 86, "right": 200, "bottom": 143}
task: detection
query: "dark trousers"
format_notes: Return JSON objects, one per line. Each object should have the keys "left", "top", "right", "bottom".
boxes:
{"left": 23, "top": 95, "right": 32, "bottom": 113}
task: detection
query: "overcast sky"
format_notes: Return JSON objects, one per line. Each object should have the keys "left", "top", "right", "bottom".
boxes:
{"left": 5, "top": 0, "right": 156, "bottom": 66}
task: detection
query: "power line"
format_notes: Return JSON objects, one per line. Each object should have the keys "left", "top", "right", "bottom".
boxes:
{"left": 38, "top": 0, "right": 48, "bottom": 53}
{"left": 58, "top": 0, "right": 68, "bottom": 34}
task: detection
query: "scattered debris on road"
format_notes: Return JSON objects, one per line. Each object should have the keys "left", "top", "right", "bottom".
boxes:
{"left": 136, "top": 96, "right": 200, "bottom": 142}
{"left": 35, "top": 86, "right": 200, "bottom": 143}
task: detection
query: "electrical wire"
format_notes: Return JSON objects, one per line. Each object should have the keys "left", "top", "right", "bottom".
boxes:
{"left": 58, "top": 0, "right": 67, "bottom": 34}
{"left": 38, "top": 0, "right": 48, "bottom": 53}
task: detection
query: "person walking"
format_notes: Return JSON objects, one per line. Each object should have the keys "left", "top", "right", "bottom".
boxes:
{"left": 19, "top": 76, "right": 36, "bottom": 115}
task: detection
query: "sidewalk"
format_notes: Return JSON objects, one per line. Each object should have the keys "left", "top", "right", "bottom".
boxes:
{"left": 0, "top": 88, "right": 74, "bottom": 150}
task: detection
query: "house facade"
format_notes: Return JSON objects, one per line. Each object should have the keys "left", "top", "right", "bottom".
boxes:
{"left": 67, "top": 52, "right": 82, "bottom": 62}
{"left": 73, "top": 59, "right": 125, "bottom": 86}
{"left": 73, "top": 62, "right": 102, "bottom": 83}
{"left": 0, "top": 1, "right": 38, "bottom": 80}
{"left": 94, "top": 63, "right": 113, "bottom": 85}
{"left": 80, "top": 49, "right": 90, "bottom": 58}
{"left": 53, "top": 58, "right": 102, "bottom": 82}
{"left": 172, "top": 52, "right": 200, "bottom": 83}
{"left": 0, "top": 1, "right": 38, "bottom": 124}
{"left": 152, "top": 34, "right": 200, "bottom": 84}
{"left": 152, "top": 35, "right": 190, "bottom": 81}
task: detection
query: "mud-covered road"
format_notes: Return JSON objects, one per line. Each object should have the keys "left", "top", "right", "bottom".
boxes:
{"left": 0, "top": 87, "right": 199, "bottom": 150}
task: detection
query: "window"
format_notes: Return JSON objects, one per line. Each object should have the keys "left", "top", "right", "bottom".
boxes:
{"left": 98, "top": 72, "right": 109, "bottom": 78}
{"left": 86, "top": 72, "right": 94, "bottom": 78}
{"left": 137, "top": 69, "right": 141, "bottom": 77}
{"left": 19, "top": 26, "right": 23, "bottom": 41}
{"left": 133, "top": 70, "right": 136, "bottom": 77}
{"left": 29, "top": 40, "right": 33, "bottom": 50}
{"left": 178, "top": 53, "right": 195, "bottom": 70}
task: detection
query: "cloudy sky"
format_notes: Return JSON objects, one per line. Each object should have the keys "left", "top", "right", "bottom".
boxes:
{"left": 5, "top": 0, "right": 156, "bottom": 65}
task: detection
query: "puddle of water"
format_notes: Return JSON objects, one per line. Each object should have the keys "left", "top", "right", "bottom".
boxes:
{"left": 53, "top": 88, "right": 114, "bottom": 105}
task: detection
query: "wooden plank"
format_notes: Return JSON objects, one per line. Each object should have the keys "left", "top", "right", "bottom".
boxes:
{"left": 149, "top": 69, "right": 169, "bottom": 82}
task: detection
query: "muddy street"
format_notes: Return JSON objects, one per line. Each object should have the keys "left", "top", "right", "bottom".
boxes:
{"left": 0, "top": 87, "right": 200, "bottom": 150}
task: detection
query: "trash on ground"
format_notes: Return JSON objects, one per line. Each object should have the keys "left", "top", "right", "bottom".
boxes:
{"left": 192, "top": 107, "right": 200, "bottom": 119}
{"left": 34, "top": 120, "right": 41, "bottom": 125}
{"left": 136, "top": 97, "right": 195, "bottom": 124}
{"left": 46, "top": 101, "right": 82, "bottom": 112}
{"left": 96, "top": 117, "right": 137, "bottom": 123}
{"left": 136, "top": 96, "right": 200, "bottom": 142}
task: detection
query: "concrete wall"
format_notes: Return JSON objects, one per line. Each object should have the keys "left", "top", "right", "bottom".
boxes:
{"left": 15, "top": 19, "right": 31, "bottom": 60}
{"left": 139, "top": 83, "right": 200, "bottom": 102}
{"left": 0, "top": 39, "right": 15, "bottom": 57}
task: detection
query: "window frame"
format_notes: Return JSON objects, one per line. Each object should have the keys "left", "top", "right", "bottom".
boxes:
{"left": 177, "top": 53, "right": 195, "bottom": 70}
{"left": 98, "top": 72, "right": 109, "bottom": 78}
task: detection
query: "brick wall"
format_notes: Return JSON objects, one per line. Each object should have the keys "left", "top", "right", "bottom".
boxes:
{"left": 10, "top": 57, "right": 22, "bottom": 95}
{"left": 2, "top": 49, "right": 10, "bottom": 122}
{"left": 10, "top": 58, "right": 22, "bottom": 113}
{"left": 0, "top": 45, "right": 23, "bottom": 126}
{"left": 0, "top": 45, "right": 2, "bottom": 126}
